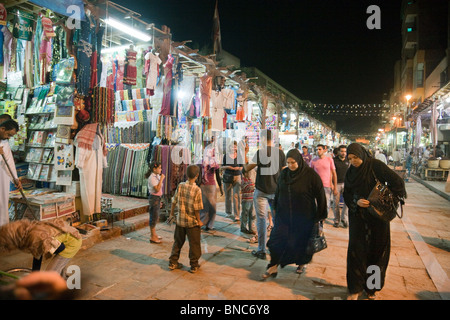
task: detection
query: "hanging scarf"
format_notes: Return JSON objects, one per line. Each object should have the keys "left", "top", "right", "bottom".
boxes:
{"left": 76, "top": 123, "right": 107, "bottom": 156}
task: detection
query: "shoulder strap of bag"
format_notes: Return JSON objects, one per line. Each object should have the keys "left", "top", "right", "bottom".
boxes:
{"left": 372, "top": 169, "right": 381, "bottom": 184}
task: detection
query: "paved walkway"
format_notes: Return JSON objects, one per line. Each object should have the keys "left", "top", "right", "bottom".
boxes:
{"left": 1, "top": 179, "right": 449, "bottom": 300}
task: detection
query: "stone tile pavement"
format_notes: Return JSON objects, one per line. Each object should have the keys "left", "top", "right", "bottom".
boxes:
{"left": 1, "top": 179, "right": 449, "bottom": 301}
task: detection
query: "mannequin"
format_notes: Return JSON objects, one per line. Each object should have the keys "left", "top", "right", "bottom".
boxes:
{"left": 144, "top": 48, "right": 162, "bottom": 96}
{"left": 124, "top": 44, "right": 137, "bottom": 87}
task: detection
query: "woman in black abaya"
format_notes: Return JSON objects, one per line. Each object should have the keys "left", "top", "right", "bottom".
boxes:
{"left": 344, "top": 143, "right": 406, "bottom": 300}
{"left": 263, "top": 149, "right": 328, "bottom": 279}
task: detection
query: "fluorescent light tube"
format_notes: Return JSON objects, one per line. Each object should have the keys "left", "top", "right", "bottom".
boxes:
{"left": 105, "top": 17, "right": 152, "bottom": 42}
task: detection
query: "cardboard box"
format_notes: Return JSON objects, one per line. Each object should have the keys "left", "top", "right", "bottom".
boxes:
{"left": 38, "top": 203, "right": 58, "bottom": 220}
{"left": 57, "top": 198, "right": 76, "bottom": 217}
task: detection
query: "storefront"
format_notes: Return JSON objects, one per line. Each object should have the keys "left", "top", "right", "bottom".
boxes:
{"left": 1, "top": 0, "right": 352, "bottom": 229}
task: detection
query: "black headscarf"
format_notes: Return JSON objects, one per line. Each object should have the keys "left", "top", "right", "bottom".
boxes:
{"left": 283, "top": 148, "right": 307, "bottom": 184}
{"left": 344, "top": 143, "right": 374, "bottom": 191}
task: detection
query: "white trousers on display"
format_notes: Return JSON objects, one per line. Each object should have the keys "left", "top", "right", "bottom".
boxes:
{"left": 78, "top": 148, "right": 103, "bottom": 217}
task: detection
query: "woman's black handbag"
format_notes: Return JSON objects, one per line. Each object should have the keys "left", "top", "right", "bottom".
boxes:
{"left": 306, "top": 221, "right": 327, "bottom": 255}
{"left": 222, "top": 172, "right": 234, "bottom": 184}
{"left": 367, "top": 171, "right": 404, "bottom": 222}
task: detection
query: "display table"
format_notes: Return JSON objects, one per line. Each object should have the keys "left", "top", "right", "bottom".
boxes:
{"left": 10, "top": 192, "right": 76, "bottom": 221}
{"left": 425, "top": 168, "right": 449, "bottom": 181}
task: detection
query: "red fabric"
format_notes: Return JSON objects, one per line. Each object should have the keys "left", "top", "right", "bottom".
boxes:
{"left": 90, "top": 51, "right": 98, "bottom": 89}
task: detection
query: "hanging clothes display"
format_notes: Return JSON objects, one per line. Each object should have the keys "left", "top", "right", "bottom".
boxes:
{"left": 74, "top": 123, "right": 107, "bottom": 217}
{"left": 156, "top": 115, "right": 177, "bottom": 141}
{"left": 151, "top": 145, "right": 190, "bottom": 196}
{"left": 3, "top": 23, "right": 13, "bottom": 79}
{"left": 187, "top": 89, "right": 201, "bottom": 118}
{"left": 89, "top": 50, "right": 98, "bottom": 88}
{"left": 179, "top": 75, "right": 196, "bottom": 117}
{"left": 236, "top": 89, "right": 248, "bottom": 122}
{"left": 102, "top": 58, "right": 114, "bottom": 89}
{"left": 159, "top": 54, "right": 174, "bottom": 115}
{"left": 114, "top": 56, "right": 125, "bottom": 91}
{"left": 105, "top": 121, "right": 152, "bottom": 144}
{"left": 145, "top": 51, "right": 162, "bottom": 96}
{"left": 74, "top": 14, "right": 96, "bottom": 96}
{"left": 39, "top": 37, "right": 52, "bottom": 85}
{"left": 123, "top": 46, "right": 137, "bottom": 87}
{"left": 200, "top": 73, "right": 212, "bottom": 117}
{"left": 210, "top": 90, "right": 224, "bottom": 131}
{"left": 91, "top": 87, "right": 115, "bottom": 125}
{"left": 103, "top": 143, "right": 150, "bottom": 198}
{"left": 0, "top": 26, "right": 4, "bottom": 65}
{"left": 222, "top": 88, "right": 235, "bottom": 111}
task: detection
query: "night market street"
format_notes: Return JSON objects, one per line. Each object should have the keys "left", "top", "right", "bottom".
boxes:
{"left": 1, "top": 178, "right": 449, "bottom": 300}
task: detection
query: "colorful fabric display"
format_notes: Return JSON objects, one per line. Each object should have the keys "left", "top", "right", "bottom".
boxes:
{"left": 115, "top": 89, "right": 147, "bottom": 101}
{"left": 151, "top": 145, "right": 190, "bottom": 196}
{"left": 120, "top": 99, "right": 151, "bottom": 111}
{"left": 104, "top": 121, "right": 152, "bottom": 144}
{"left": 91, "top": 87, "right": 115, "bottom": 124}
{"left": 102, "top": 143, "right": 150, "bottom": 197}
{"left": 156, "top": 115, "right": 177, "bottom": 140}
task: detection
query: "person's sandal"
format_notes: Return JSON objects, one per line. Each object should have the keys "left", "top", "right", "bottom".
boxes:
{"left": 296, "top": 265, "right": 306, "bottom": 274}
{"left": 261, "top": 265, "right": 278, "bottom": 280}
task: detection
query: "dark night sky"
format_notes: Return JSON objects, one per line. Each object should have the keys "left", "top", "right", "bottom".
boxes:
{"left": 112, "top": 0, "right": 402, "bottom": 120}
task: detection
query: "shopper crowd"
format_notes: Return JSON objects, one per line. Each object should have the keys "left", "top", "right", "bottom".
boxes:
{"left": 0, "top": 123, "right": 409, "bottom": 300}
{"left": 144, "top": 129, "right": 408, "bottom": 300}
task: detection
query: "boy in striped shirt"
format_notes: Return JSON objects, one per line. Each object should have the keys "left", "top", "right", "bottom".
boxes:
{"left": 167, "top": 165, "right": 203, "bottom": 273}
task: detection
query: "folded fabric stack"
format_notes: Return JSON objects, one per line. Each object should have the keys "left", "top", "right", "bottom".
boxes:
{"left": 115, "top": 109, "right": 152, "bottom": 122}
{"left": 120, "top": 99, "right": 151, "bottom": 111}
{"left": 114, "top": 88, "right": 152, "bottom": 123}
{"left": 115, "top": 88, "right": 147, "bottom": 101}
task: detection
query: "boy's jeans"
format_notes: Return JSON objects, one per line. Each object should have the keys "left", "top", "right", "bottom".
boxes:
{"left": 241, "top": 200, "right": 256, "bottom": 232}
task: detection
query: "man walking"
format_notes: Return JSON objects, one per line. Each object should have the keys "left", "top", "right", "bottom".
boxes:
{"left": 310, "top": 144, "right": 337, "bottom": 217}
{"left": 333, "top": 145, "right": 349, "bottom": 228}
{"left": 244, "top": 130, "right": 286, "bottom": 259}
{"left": 301, "top": 146, "right": 312, "bottom": 167}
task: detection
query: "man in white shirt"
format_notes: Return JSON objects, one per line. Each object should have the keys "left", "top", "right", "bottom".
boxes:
{"left": 375, "top": 149, "right": 387, "bottom": 164}
{"left": 422, "top": 146, "right": 431, "bottom": 160}
{"left": 0, "top": 119, "right": 22, "bottom": 226}
{"left": 392, "top": 149, "right": 402, "bottom": 167}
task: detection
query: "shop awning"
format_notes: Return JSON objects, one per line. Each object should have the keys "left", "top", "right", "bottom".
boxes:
{"left": 28, "top": 0, "right": 85, "bottom": 20}
{"left": 414, "top": 81, "right": 450, "bottom": 115}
